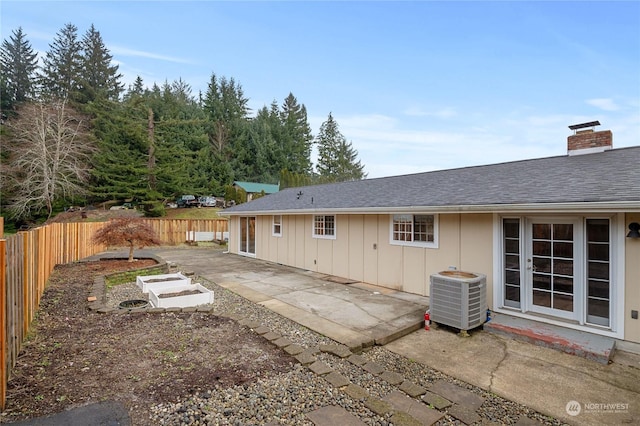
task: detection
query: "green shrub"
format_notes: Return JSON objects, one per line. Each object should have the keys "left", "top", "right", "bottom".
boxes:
{"left": 142, "top": 201, "right": 166, "bottom": 217}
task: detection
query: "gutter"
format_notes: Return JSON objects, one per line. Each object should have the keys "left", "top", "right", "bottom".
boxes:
{"left": 221, "top": 201, "right": 640, "bottom": 217}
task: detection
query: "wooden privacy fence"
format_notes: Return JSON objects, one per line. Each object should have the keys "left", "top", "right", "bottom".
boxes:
{"left": 0, "top": 217, "right": 228, "bottom": 410}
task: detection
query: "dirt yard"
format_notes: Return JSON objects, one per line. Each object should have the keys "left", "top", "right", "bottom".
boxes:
{"left": 0, "top": 259, "right": 295, "bottom": 424}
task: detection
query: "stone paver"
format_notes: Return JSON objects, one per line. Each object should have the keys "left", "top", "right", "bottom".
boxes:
{"left": 428, "top": 381, "right": 485, "bottom": 411}
{"left": 514, "top": 415, "right": 544, "bottom": 426}
{"left": 421, "top": 391, "right": 452, "bottom": 410}
{"left": 294, "top": 352, "right": 317, "bottom": 365}
{"left": 308, "top": 360, "right": 333, "bottom": 375}
{"left": 343, "top": 383, "right": 369, "bottom": 400}
{"left": 305, "top": 405, "right": 367, "bottom": 426}
{"left": 382, "top": 390, "right": 445, "bottom": 425}
{"left": 324, "top": 371, "right": 350, "bottom": 388}
{"left": 448, "top": 404, "right": 482, "bottom": 425}
{"left": 362, "top": 361, "right": 385, "bottom": 376}
{"left": 254, "top": 325, "right": 271, "bottom": 334}
{"left": 272, "top": 337, "right": 292, "bottom": 348}
{"left": 283, "top": 344, "right": 305, "bottom": 355}
{"left": 347, "top": 354, "right": 367, "bottom": 366}
{"left": 388, "top": 411, "right": 423, "bottom": 426}
{"left": 398, "top": 380, "right": 427, "bottom": 398}
{"left": 262, "top": 331, "right": 281, "bottom": 341}
{"left": 379, "top": 370, "right": 404, "bottom": 385}
{"left": 363, "top": 397, "right": 394, "bottom": 416}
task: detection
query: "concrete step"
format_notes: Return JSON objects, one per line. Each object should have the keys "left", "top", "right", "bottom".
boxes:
{"left": 483, "top": 313, "right": 615, "bottom": 364}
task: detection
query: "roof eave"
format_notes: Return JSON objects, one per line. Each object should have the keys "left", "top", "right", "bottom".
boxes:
{"left": 221, "top": 201, "right": 640, "bottom": 216}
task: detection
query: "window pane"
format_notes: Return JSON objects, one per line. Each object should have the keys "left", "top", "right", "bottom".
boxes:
{"left": 533, "top": 290, "right": 551, "bottom": 307}
{"left": 587, "top": 219, "right": 609, "bottom": 243}
{"left": 505, "top": 270, "right": 520, "bottom": 285}
{"left": 553, "top": 242, "right": 573, "bottom": 258}
{"left": 325, "top": 216, "right": 335, "bottom": 236}
{"left": 533, "top": 241, "right": 551, "bottom": 256}
{"left": 553, "top": 293, "right": 573, "bottom": 312}
{"left": 533, "top": 256, "right": 551, "bottom": 273}
{"left": 588, "top": 243, "right": 609, "bottom": 261}
{"left": 504, "top": 219, "right": 520, "bottom": 238}
{"left": 588, "top": 261, "right": 609, "bottom": 280}
{"left": 413, "top": 215, "right": 433, "bottom": 242}
{"left": 588, "top": 298, "right": 609, "bottom": 319}
{"left": 588, "top": 280, "right": 609, "bottom": 299}
{"left": 393, "top": 215, "right": 412, "bottom": 241}
{"left": 505, "top": 254, "right": 520, "bottom": 269}
{"left": 553, "top": 224, "right": 573, "bottom": 241}
{"left": 554, "top": 276, "right": 573, "bottom": 294}
{"left": 505, "top": 285, "right": 520, "bottom": 302}
{"left": 532, "top": 224, "right": 550, "bottom": 239}
{"left": 505, "top": 238, "right": 519, "bottom": 254}
{"left": 553, "top": 259, "right": 573, "bottom": 276}
{"left": 533, "top": 274, "right": 551, "bottom": 290}
{"left": 314, "top": 216, "right": 324, "bottom": 235}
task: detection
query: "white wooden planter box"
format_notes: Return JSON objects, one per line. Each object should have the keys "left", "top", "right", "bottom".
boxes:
{"left": 148, "top": 283, "right": 214, "bottom": 308}
{"left": 136, "top": 273, "right": 191, "bottom": 294}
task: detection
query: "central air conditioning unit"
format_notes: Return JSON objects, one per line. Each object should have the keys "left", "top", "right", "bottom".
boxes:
{"left": 429, "top": 271, "right": 487, "bottom": 334}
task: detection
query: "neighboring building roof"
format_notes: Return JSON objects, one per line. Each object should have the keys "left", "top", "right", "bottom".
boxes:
{"left": 224, "top": 146, "right": 640, "bottom": 215}
{"left": 233, "top": 181, "right": 280, "bottom": 194}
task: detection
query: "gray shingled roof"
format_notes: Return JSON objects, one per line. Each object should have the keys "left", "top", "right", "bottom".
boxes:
{"left": 223, "top": 146, "right": 640, "bottom": 215}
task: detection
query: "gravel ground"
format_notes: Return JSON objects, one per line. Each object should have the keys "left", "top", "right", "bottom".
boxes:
{"left": 107, "top": 276, "right": 562, "bottom": 425}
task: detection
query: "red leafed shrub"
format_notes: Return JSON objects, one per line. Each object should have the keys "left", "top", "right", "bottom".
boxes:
{"left": 92, "top": 217, "right": 161, "bottom": 261}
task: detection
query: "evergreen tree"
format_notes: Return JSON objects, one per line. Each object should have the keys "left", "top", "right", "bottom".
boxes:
{"left": 39, "top": 23, "right": 83, "bottom": 101}
{"left": 88, "top": 99, "right": 150, "bottom": 201}
{"left": 78, "top": 24, "right": 124, "bottom": 103}
{"left": 0, "top": 27, "right": 38, "bottom": 109}
{"left": 280, "top": 93, "right": 313, "bottom": 174}
{"left": 315, "top": 113, "right": 366, "bottom": 182}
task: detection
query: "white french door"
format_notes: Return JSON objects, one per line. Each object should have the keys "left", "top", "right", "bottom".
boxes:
{"left": 501, "top": 216, "right": 613, "bottom": 328}
{"left": 526, "top": 218, "right": 582, "bottom": 321}
{"left": 239, "top": 216, "right": 256, "bottom": 256}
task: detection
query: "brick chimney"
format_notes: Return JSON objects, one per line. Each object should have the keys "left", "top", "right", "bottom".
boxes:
{"left": 567, "top": 121, "right": 612, "bottom": 156}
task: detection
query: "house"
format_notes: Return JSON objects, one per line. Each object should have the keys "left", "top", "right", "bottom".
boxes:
{"left": 222, "top": 124, "right": 640, "bottom": 350}
{"left": 233, "top": 181, "right": 280, "bottom": 202}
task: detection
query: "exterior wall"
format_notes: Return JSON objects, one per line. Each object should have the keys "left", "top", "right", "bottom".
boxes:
{"left": 232, "top": 212, "right": 494, "bottom": 298}
{"left": 229, "top": 211, "right": 637, "bottom": 342}
{"left": 625, "top": 213, "right": 640, "bottom": 344}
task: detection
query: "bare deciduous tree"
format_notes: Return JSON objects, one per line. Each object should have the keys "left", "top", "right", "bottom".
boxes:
{"left": 92, "top": 217, "right": 161, "bottom": 262}
{"left": 3, "top": 99, "right": 95, "bottom": 219}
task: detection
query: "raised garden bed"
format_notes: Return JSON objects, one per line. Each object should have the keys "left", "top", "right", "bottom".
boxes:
{"left": 148, "top": 283, "right": 213, "bottom": 308}
{"left": 136, "top": 272, "right": 191, "bottom": 293}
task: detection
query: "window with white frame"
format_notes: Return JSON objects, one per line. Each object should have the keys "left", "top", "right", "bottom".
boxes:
{"left": 313, "top": 215, "right": 335, "bottom": 239}
{"left": 272, "top": 215, "right": 282, "bottom": 237}
{"left": 390, "top": 214, "right": 437, "bottom": 247}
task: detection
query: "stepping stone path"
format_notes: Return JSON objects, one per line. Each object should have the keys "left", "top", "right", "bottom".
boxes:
{"left": 238, "top": 321, "right": 530, "bottom": 426}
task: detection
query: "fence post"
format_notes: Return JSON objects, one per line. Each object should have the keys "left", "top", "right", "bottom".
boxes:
{"left": 0, "top": 239, "right": 7, "bottom": 410}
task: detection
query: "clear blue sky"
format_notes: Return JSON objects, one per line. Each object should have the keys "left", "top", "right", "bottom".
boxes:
{"left": 2, "top": 1, "right": 639, "bottom": 178}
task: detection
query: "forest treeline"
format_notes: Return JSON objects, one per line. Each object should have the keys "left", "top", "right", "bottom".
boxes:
{"left": 0, "top": 24, "right": 365, "bottom": 226}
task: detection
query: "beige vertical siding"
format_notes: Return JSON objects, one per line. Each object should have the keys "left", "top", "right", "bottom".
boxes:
{"left": 332, "top": 216, "right": 350, "bottom": 279}
{"left": 362, "top": 215, "right": 379, "bottom": 285}
{"left": 625, "top": 213, "right": 640, "bottom": 344}
{"left": 231, "top": 212, "right": 495, "bottom": 297}
{"left": 347, "top": 216, "right": 365, "bottom": 282}
{"left": 228, "top": 216, "right": 239, "bottom": 253}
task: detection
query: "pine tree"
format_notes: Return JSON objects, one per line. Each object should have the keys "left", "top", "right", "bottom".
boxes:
{"left": 316, "top": 113, "right": 366, "bottom": 182}
{"left": 280, "top": 93, "right": 313, "bottom": 174}
{"left": 78, "top": 24, "right": 124, "bottom": 103}
{"left": 39, "top": 23, "right": 83, "bottom": 101}
{"left": 0, "top": 27, "right": 38, "bottom": 111}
